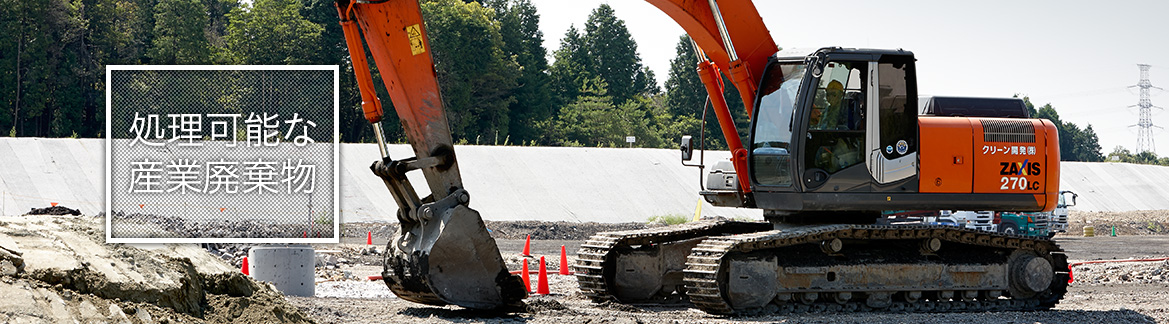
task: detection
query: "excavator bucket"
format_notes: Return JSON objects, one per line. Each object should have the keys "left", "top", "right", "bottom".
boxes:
{"left": 382, "top": 198, "right": 525, "bottom": 309}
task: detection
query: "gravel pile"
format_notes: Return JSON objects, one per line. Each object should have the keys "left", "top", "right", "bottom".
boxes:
{"left": 202, "top": 243, "right": 252, "bottom": 268}
{"left": 340, "top": 222, "right": 398, "bottom": 240}
{"left": 339, "top": 220, "right": 652, "bottom": 241}
{"left": 1072, "top": 259, "right": 1169, "bottom": 285}
{"left": 484, "top": 220, "right": 651, "bottom": 240}
{"left": 24, "top": 205, "right": 82, "bottom": 215}
{"left": 111, "top": 211, "right": 335, "bottom": 238}
{"left": 201, "top": 243, "right": 380, "bottom": 274}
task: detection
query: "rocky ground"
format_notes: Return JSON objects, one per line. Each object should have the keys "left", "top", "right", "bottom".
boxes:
{"left": 5, "top": 208, "right": 1169, "bottom": 323}
{"left": 111, "top": 211, "right": 335, "bottom": 239}
{"left": 277, "top": 210, "right": 1169, "bottom": 324}
{"left": 1064, "top": 210, "right": 1169, "bottom": 236}
{"left": 0, "top": 213, "right": 314, "bottom": 323}
{"left": 286, "top": 253, "right": 1169, "bottom": 324}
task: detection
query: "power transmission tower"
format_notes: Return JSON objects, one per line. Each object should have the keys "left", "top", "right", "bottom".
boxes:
{"left": 1131, "top": 64, "right": 1164, "bottom": 153}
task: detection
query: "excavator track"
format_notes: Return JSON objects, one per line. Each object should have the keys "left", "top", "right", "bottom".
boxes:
{"left": 574, "top": 220, "right": 772, "bottom": 302}
{"left": 683, "top": 224, "right": 1069, "bottom": 315}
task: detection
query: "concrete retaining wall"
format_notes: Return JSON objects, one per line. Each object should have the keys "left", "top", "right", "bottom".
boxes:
{"left": 1058, "top": 161, "right": 1169, "bottom": 212}
{"left": 0, "top": 138, "right": 1162, "bottom": 222}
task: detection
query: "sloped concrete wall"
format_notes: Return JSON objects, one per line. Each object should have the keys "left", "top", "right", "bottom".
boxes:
{"left": 0, "top": 138, "right": 757, "bottom": 223}
{"left": 0, "top": 138, "right": 106, "bottom": 217}
{"left": 0, "top": 138, "right": 1163, "bottom": 221}
{"left": 339, "top": 144, "right": 759, "bottom": 223}
{"left": 1058, "top": 162, "right": 1169, "bottom": 212}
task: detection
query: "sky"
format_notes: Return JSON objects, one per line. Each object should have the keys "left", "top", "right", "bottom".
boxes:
{"left": 527, "top": 0, "right": 1169, "bottom": 157}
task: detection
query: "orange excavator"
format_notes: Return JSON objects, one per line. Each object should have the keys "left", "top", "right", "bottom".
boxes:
{"left": 335, "top": 0, "right": 1068, "bottom": 314}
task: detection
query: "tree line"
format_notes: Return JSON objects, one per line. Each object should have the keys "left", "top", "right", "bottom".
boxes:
{"left": 0, "top": 0, "right": 1141, "bottom": 164}
{"left": 0, "top": 0, "right": 739, "bottom": 149}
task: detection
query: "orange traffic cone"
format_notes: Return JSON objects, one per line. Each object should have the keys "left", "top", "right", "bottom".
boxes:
{"left": 537, "top": 256, "right": 550, "bottom": 295}
{"left": 521, "top": 234, "right": 531, "bottom": 256}
{"left": 559, "top": 245, "right": 570, "bottom": 275}
{"left": 367, "top": 231, "right": 373, "bottom": 245}
{"left": 521, "top": 259, "right": 531, "bottom": 292}
{"left": 241, "top": 257, "right": 250, "bottom": 275}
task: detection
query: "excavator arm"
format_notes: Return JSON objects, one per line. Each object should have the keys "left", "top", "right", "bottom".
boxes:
{"left": 647, "top": 0, "right": 777, "bottom": 195}
{"left": 335, "top": 0, "right": 777, "bottom": 309}
{"left": 336, "top": 0, "right": 525, "bottom": 309}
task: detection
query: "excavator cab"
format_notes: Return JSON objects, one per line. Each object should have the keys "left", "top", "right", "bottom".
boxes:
{"left": 707, "top": 47, "right": 1059, "bottom": 221}
{"left": 748, "top": 49, "right": 919, "bottom": 207}
{"left": 704, "top": 48, "right": 921, "bottom": 216}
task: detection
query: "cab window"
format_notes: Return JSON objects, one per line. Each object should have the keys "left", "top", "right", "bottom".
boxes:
{"left": 805, "top": 61, "right": 865, "bottom": 174}
{"left": 877, "top": 57, "right": 917, "bottom": 159}
{"left": 750, "top": 61, "right": 805, "bottom": 187}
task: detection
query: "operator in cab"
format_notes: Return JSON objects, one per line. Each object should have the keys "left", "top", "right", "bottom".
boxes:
{"left": 811, "top": 79, "right": 863, "bottom": 173}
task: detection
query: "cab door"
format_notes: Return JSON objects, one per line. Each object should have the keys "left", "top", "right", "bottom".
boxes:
{"left": 864, "top": 55, "right": 919, "bottom": 185}
{"left": 799, "top": 58, "right": 870, "bottom": 193}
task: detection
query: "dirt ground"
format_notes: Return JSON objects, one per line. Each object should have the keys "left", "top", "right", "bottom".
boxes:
{"left": 1064, "top": 210, "right": 1169, "bottom": 236}
{"left": 5, "top": 209, "right": 1169, "bottom": 323}
{"left": 288, "top": 239, "right": 1169, "bottom": 324}
{"left": 0, "top": 212, "right": 315, "bottom": 323}
{"left": 283, "top": 210, "right": 1169, "bottom": 324}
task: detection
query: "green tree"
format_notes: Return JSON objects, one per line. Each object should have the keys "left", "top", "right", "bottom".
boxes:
{"left": 664, "top": 36, "right": 703, "bottom": 116}
{"left": 132, "top": 0, "right": 158, "bottom": 62}
{"left": 1107, "top": 146, "right": 1168, "bottom": 166}
{"left": 662, "top": 35, "right": 750, "bottom": 150}
{"left": 488, "top": 0, "right": 553, "bottom": 144}
{"left": 549, "top": 25, "right": 591, "bottom": 110}
{"left": 554, "top": 78, "right": 624, "bottom": 146}
{"left": 224, "top": 0, "right": 322, "bottom": 64}
{"left": 82, "top": 0, "right": 156, "bottom": 137}
{"left": 421, "top": 0, "right": 519, "bottom": 142}
{"left": 620, "top": 94, "right": 670, "bottom": 148}
{"left": 149, "top": 0, "right": 211, "bottom": 64}
{"left": 203, "top": 0, "right": 237, "bottom": 45}
{"left": 1072, "top": 124, "right": 1104, "bottom": 162}
{"left": 0, "top": 0, "right": 92, "bottom": 137}
{"left": 581, "top": 4, "right": 651, "bottom": 105}
{"left": 1021, "top": 96, "right": 1103, "bottom": 162}
{"left": 552, "top": 77, "right": 670, "bottom": 148}
{"left": 301, "top": 0, "right": 381, "bottom": 143}
{"left": 551, "top": 5, "right": 656, "bottom": 110}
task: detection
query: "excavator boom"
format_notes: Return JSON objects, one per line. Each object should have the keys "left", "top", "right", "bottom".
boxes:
{"left": 647, "top": 0, "right": 779, "bottom": 195}
{"left": 646, "top": 0, "right": 777, "bottom": 111}
{"left": 335, "top": 0, "right": 525, "bottom": 309}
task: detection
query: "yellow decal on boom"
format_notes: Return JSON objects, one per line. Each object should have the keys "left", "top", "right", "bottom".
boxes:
{"left": 407, "top": 24, "right": 425, "bottom": 55}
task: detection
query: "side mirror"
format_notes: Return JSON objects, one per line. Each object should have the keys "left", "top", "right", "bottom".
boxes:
{"left": 680, "top": 135, "right": 694, "bottom": 161}
{"left": 1068, "top": 193, "right": 1078, "bottom": 206}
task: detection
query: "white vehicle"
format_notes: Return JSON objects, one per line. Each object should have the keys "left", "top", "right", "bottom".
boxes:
{"left": 940, "top": 210, "right": 995, "bottom": 231}
{"left": 1049, "top": 191, "right": 1077, "bottom": 234}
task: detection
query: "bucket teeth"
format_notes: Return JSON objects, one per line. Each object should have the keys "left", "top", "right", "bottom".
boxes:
{"left": 381, "top": 204, "right": 525, "bottom": 309}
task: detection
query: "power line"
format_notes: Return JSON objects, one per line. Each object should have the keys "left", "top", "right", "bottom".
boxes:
{"left": 1131, "top": 64, "right": 1165, "bottom": 153}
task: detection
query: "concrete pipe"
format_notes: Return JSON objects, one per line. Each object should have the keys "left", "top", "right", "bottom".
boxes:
{"left": 248, "top": 246, "right": 315, "bottom": 297}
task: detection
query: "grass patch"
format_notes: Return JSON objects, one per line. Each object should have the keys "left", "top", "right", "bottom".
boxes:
{"left": 647, "top": 214, "right": 691, "bottom": 225}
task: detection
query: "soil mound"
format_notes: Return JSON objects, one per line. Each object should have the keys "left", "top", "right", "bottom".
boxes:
{"left": 25, "top": 205, "right": 81, "bottom": 216}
